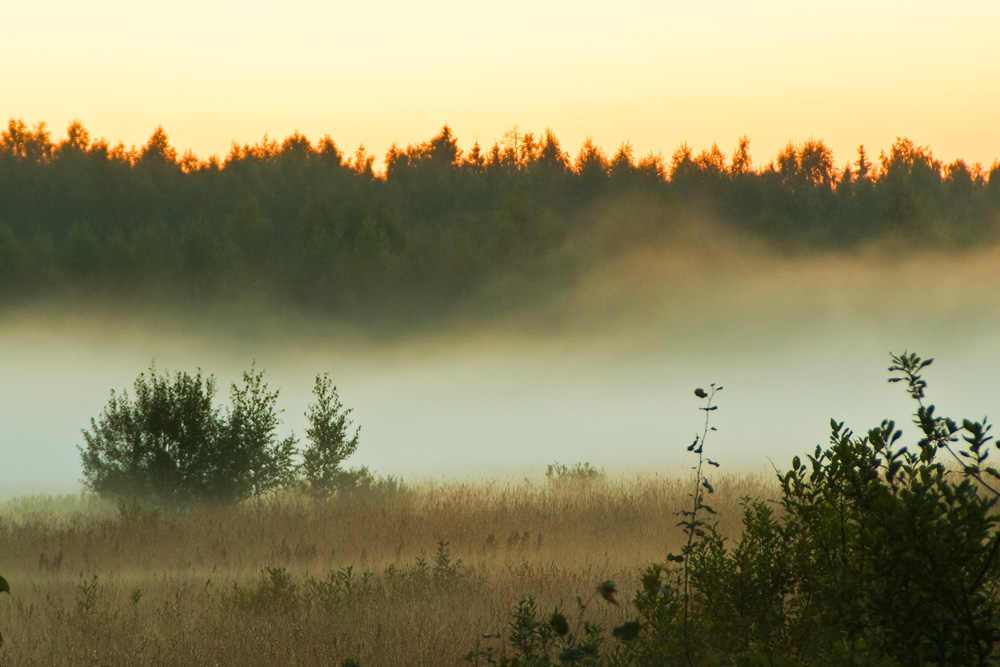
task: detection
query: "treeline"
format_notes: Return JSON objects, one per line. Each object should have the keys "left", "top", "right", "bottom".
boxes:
{"left": 2, "top": 119, "right": 999, "bottom": 319}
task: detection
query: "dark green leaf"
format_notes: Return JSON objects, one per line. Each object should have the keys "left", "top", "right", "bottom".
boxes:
{"left": 559, "top": 646, "right": 586, "bottom": 662}
{"left": 613, "top": 621, "right": 642, "bottom": 641}
{"left": 549, "top": 610, "right": 569, "bottom": 636}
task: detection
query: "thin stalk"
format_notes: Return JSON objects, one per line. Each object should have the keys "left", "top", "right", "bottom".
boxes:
{"left": 682, "top": 383, "right": 720, "bottom": 664}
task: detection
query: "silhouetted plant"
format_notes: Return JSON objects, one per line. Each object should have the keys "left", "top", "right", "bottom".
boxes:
{"left": 772, "top": 352, "right": 1000, "bottom": 664}
{"left": 675, "top": 384, "right": 721, "bottom": 650}
{"left": 464, "top": 595, "right": 604, "bottom": 667}
{"left": 218, "top": 364, "right": 298, "bottom": 502}
{"left": 473, "top": 353, "right": 1000, "bottom": 666}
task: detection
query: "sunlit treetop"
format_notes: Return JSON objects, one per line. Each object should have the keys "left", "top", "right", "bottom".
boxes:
{"left": 3, "top": 119, "right": 997, "bottom": 186}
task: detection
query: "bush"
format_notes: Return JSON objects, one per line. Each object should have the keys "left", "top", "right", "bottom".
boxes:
{"left": 79, "top": 365, "right": 224, "bottom": 504}
{"left": 478, "top": 353, "right": 1000, "bottom": 665}
{"left": 0, "top": 573, "right": 8, "bottom": 648}
{"left": 544, "top": 461, "right": 606, "bottom": 489}
{"left": 79, "top": 363, "right": 323, "bottom": 505}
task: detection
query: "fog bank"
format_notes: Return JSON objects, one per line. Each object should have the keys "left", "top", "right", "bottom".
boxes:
{"left": 2, "top": 244, "right": 998, "bottom": 499}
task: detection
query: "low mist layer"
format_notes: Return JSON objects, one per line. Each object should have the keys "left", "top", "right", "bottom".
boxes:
{"left": 3, "top": 239, "right": 997, "bottom": 498}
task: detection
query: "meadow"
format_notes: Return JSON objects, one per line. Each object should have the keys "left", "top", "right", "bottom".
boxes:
{"left": 3, "top": 122, "right": 999, "bottom": 664}
{"left": 0, "top": 471, "right": 775, "bottom": 666}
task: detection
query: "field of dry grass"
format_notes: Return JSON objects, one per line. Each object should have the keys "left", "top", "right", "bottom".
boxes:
{"left": 0, "top": 472, "right": 777, "bottom": 666}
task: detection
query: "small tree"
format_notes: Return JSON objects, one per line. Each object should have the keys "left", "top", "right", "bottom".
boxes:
{"left": 79, "top": 365, "right": 221, "bottom": 505}
{"left": 300, "top": 373, "right": 359, "bottom": 498}
{"left": 80, "top": 363, "right": 298, "bottom": 505}
{"left": 215, "top": 364, "right": 298, "bottom": 502}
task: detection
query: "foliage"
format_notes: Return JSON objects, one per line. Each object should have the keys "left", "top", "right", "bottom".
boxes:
{"left": 79, "top": 365, "right": 224, "bottom": 504}
{"left": 465, "top": 595, "right": 605, "bottom": 667}
{"left": 675, "top": 383, "right": 722, "bottom": 650}
{"left": 2, "top": 120, "right": 998, "bottom": 324}
{"left": 229, "top": 566, "right": 301, "bottom": 615}
{"left": 544, "top": 461, "right": 606, "bottom": 488}
{"left": 217, "top": 365, "right": 298, "bottom": 501}
{"left": 228, "top": 541, "right": 467, "bottom": 617}
{"left": 79, "top": 363, "right": 357, "bottom": 506}
{"left": 0, "top": 572, "right": 7, "bottom": 650}
{"left": 300, "top": 373, "right": 361, "bottom": 498}
{"left": 478, "top": 353, "right": 1000, "bottom": 665}
{"left": 0, "top": 472, "right": 754, "bottom": 666}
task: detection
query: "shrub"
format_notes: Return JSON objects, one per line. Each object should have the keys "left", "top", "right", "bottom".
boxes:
{"left": 544, "top": 461, "right": 606, "bottom": 488}
{"left": 230, "top": 566, "right": 301, "bottom": 615}
{"left": 479, "top": 353, "right": 1000, "bottom": 666}
{"left": 79, "top": 363, "right": 324, "bottom": 505}
{"left": 0, "top": 572, "right": 8, "bottom": 648}
{"left": 465, "top": 595, "right": 605, "bottom": 667}
{"left": 79, "top": 364, "right": 224, "bottom": 504}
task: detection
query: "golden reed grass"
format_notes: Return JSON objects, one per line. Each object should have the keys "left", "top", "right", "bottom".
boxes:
{"left": 0, "top": 473, "right": 776, "bottom": 666}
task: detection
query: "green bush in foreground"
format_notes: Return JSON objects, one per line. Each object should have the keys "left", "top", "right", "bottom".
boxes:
{"left": 473, "top": 352, "right": 1000, "bottom": 666}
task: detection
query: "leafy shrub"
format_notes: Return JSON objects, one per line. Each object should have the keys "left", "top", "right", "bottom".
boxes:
{"left": 478, "top": 353, "right": 1000, "bottom": 666}
{"left": 333, "top": 467, "right": 408, "bottom": 500}
{"left": 79, "top": 364, "right": 224, "bottom": 504}
{"left": 544, "top": 462, "right": 606, "bottom": 489}
{"left": 79, "top": 363, "right": 360, "bottom": 506}
{"left": 306, "top": 565, "right": 376, "bottom": 611}
{"left": 230, "top": 566, "right": 301, "bottom": 615}
{"left": 465, "top": 595, "right": 604, "bottom": 667}
{"left": 217, "top": 366, "right": 298, "bottom": 501}
{"left": 227, "top": 542, "right": 468, "bottom": 618}
{"left": 0, "top": 573, "right": 8, "bottom": 648}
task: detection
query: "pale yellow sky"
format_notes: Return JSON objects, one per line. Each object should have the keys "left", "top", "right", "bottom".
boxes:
{"left": 4, "top": 0, "right": 998, "bottom": 170}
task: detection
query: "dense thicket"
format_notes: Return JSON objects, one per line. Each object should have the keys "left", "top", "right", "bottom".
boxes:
{"left": 2, "top": 119, "right": 998, "bottom": 321}
{"left": 471, "top": 354, "right": 1000, "bottom": 665}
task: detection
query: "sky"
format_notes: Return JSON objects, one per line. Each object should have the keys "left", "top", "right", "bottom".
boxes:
{"left": 4, "top": 0, "right": 999, "bottom": 171}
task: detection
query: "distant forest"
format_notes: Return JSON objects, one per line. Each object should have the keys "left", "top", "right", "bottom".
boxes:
{"left": 2, "top": 118, "right": 998, "bottom": 321}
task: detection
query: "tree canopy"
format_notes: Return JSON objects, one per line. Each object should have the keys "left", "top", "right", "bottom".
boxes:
{"left": 2, "top": 119, "right": 998, "bottom": 324}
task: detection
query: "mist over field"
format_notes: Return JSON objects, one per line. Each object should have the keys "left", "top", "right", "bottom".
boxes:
{"left": 3, "top": 238, "right": 998, "bottom": 500}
